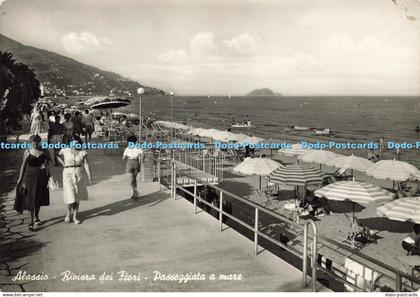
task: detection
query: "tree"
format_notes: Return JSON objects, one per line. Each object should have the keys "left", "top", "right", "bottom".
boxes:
{"left": 0, "top": 51, "right": 40, "bottom": 134}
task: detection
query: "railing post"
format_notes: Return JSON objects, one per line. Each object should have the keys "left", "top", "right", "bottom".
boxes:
{"left": 157, "top": 159, "right": 161, "bottom": 190}
{"left": 219, "top": 191, "right": 223, "bottom": 231}
{"left": 193, "top": 179, "right": 197, "bottom": 214}
{"left": 254, "top": 208, "right": 259, "bottom": 255}
{"left": 302, "top": 223, "right": 308, "bottom": 287}
{"left": 311, "top": 226, "right": 318, "bottom": 292}
{"left": 396, "top": 273, "right": 402, "bottom": 292}
{"left": 302, "top": 220, "right": 318, "bottom": 292}
{"left": 170, "top": 160, "right": 174, "bottom": 199}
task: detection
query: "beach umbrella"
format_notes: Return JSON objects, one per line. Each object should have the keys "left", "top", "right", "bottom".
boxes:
{"left": 237, "top": 135, "right": 264, "bottom": 145}
{"left": 298, "top": 150, "right": 342, "bottom": 169}
{"left": 212, "top": 131, "right": 237, "bottom": 142}
{"left": 327, "top": 154, "right": 374, "bottom": 172}
{"left": 365, "top": 159, "right": 420, "bottom": 182}
{"left": 233, "top": 157, "right": 282, "bottom": 190}
{"left": 278, "top": 143, "right": 315, "bottom": 157}
{"left": 91, "top": 98, "right": 130, "bottom": 109}
{"left": 126, "top": 113, "right": 138, "bottom": 120}
{"left": 269, "top": 164, "right": 329, "bottom": 187}
{"left": 377, "top": 196, "right": 420, "bottom": 224}
{"left": 326, "top": 154, "right": 374, "bottom": 177}
{"left": 187, "top": 128, "right": 207, "bottom": 136}
{"left": 315, "top": 180, "right": 395, "bottom": 227}
{"left": 231, "top": 133, "right": 250, "bottom": 142}
{"left": 269, "top": 164, "right": 329, "bottom": 204}
{"left": 83, "top": 96, "right": 108, "bottom": 106}
{"left": 201, "top": 129, "right": 220, "bottom": 138}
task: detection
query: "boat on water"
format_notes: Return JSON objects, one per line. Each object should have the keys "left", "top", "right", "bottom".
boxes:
{"left": 292, "top": 126, "right": 310, "bottom": 131}
{"left": 231, "top": 120, "right": 253, "bottom": 128}
{"left": 291, "top": 126, "right": 331, "bottom": 135}
{"left": 312, "top": 128, "right": 331, "bottom": 135}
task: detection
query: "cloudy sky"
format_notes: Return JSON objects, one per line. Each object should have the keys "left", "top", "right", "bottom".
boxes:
{"left": 1, "top": 0, "right": 420, "bottom": 95}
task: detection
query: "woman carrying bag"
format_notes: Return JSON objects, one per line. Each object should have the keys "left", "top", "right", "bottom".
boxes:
{"left": 16, "top": 134, "right": 52, "bottom": 231}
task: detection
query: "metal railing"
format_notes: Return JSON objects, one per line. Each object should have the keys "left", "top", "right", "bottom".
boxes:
{"left": 154, "top": 156, "right": 420, "bottom": 292}
{"left": 154, "top": 157, "right": 320, "bottom": 291}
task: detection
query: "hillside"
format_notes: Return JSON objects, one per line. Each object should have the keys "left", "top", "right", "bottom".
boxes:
{"left": 0, "top": 34, "right": 165, "bottom": 96}
{"left": 247, "top": 88, "right": 281, "bottom": 96}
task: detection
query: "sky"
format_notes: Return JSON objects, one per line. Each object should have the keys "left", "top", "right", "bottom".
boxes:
{"left": 1, "top": 0, "right": 420, "bottom": 96}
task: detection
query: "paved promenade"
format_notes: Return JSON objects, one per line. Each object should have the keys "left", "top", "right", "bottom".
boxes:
{"left": 0, "top": 150, "right": 329, "bottom": 292}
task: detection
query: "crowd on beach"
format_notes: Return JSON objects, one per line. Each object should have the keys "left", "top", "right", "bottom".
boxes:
{"left": 14, "top": 102, "right": 145, "bottom": 231}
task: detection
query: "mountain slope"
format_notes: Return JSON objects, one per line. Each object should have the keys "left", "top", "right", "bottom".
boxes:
{"left": 0, "top": 34, "right": 165, "bottom": 96}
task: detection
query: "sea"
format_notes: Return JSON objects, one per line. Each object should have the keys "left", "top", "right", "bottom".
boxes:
{"left": 111, "top": 96, "right": 420, "bottom": 167}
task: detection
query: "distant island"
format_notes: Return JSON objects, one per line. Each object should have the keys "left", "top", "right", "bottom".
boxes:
{"left": 246, "top": 88, "right": 281, "bottom": 96}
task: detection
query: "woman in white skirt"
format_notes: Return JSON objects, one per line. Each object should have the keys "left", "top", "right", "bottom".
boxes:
{"left": 57, "top": 136, "right": 92, "bottom": 224}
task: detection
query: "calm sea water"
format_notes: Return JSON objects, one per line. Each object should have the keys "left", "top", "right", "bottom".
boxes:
{"left": 120, "top": 96, "right": 420, "bottom": 166}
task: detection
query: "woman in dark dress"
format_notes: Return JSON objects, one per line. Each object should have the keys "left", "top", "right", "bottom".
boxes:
{"left": 16, "top": 134, "right": 52, "bottom": 231}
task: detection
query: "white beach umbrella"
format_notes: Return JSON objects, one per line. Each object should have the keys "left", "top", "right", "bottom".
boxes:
{"left": 126, "top": 113, "right": 138, "bottom": 120}
{"left": 365, "top": 159, "right": 420, "bottom": 182}
{"left": 298, "top": 150, "right": 342, "bottom": 167}
{"left": 212, "top": 131, "right": 237, "bottom": 142}
{"left": 377, "top": 196, "right": 420, "bottom": 224}
{"left": 234, "top": 157, "right": 282, "bottom": 176}
{"left": 233, "top": 157, "right": 282, "bottom": 190}
{"left": 278, "top": 143, "right": 314, "bottom": 157}
{"left": 201, "top": 129, "right": 220, "bottom": 138}
{"left": 326, "top": 154, "right": 374, "bottom": 173}
{"left": 238, "top": 135, "right": 264, "bottom": 145}
{"left": 231, "top": 133, "right": 250, "bottom": 142}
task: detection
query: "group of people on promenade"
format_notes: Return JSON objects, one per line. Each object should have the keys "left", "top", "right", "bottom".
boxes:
{"left": 15, "top": 134, "right": 93, "bottom": 230}
{"left": 15, "top": 103, "right": 145, "bottom": 231}
{"left": 14, "top": 132, "right": 145, "bottom": 231}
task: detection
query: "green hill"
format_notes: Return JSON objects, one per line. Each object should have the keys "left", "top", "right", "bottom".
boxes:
{"left": 0, "top": 34, "right": 165, "bottom": 96}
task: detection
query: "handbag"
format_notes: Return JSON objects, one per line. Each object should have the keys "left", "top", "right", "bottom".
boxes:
{"left": 14, "top": 183, "right": 27, "bottom": 214}
{"left": 48, "top": 177, "right": 60, "bottom": 190}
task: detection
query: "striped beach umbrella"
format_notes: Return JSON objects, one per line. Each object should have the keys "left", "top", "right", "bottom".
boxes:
{"left": 269, "top": 164, "right": 329, "bottom": 186}
{"left": 314, "top": 181, "right": 395, "bottom": 205}
{"left": 365, "top": 159, "right": 420, "bottom": 182}
{"left": 233, "top": 157, "right": 282, "bottom": 190}
{"left": 298, "top": 150, "right": 342, "bottom": 168}
{"left": 377, "top": 196, "right": 420, "bottom": 224}
{"left": 326, "top": 154, "right": 374, "bottom": 173}
{"left": 315, "top": 180, "right": 395, "bottom": 227}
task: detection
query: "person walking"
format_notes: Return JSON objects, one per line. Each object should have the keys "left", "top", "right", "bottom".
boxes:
{"left": 16, "top": 134, "right": 52, "bottom": 231}
{"left": 57, "top": 136, "right": 92, "bottom": 224}
{"left": 71, "top": 111, "right": 83, "bottom": 137}
{"left": 30, "top": 105, "right": 43, "bottom": 135}
{"left": 62, "top": 113, "right": 74, "bottom": 144}
{"left": 123, "top": 135, "right": 144, "bottom": 200}
{"left": 82, "top": 110, "right": 94, "bottom": 143}
{"left": 48, "top": 114, "right": 64, "bottom": 166}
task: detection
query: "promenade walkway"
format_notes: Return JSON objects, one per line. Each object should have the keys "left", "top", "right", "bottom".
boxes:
{"left": 0, "top": 149, "right": 329, "bottom": 292}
